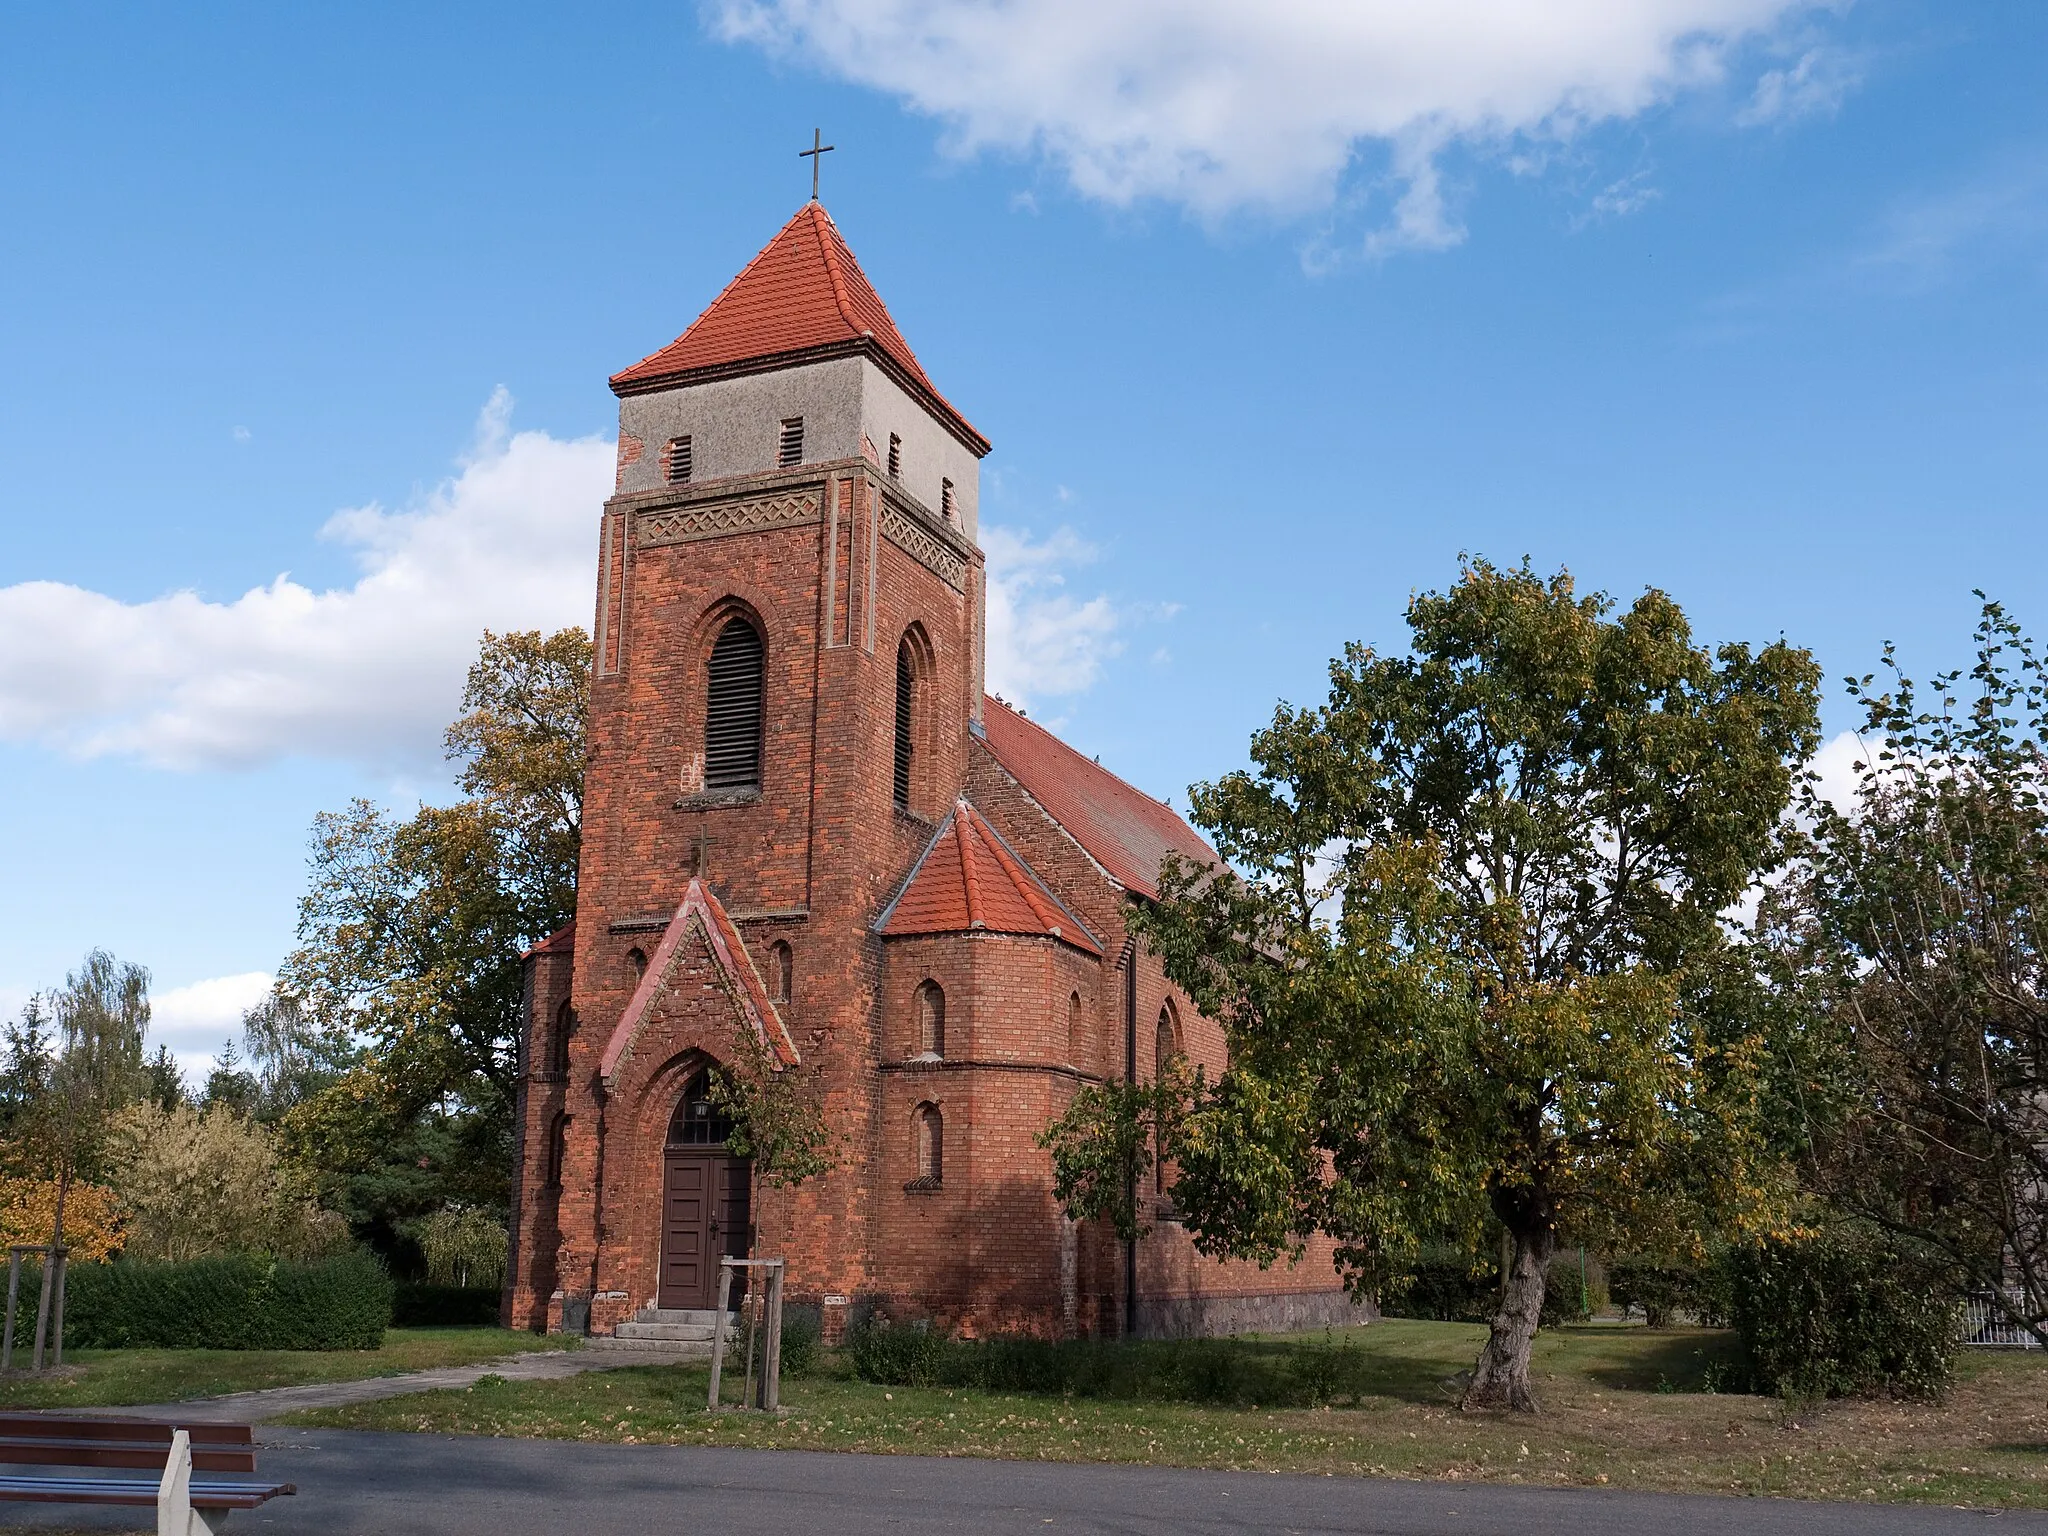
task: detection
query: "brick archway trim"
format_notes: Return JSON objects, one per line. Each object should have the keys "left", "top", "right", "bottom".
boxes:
{"left": 599, "top": 877, "right": 799, "bottom": 1087}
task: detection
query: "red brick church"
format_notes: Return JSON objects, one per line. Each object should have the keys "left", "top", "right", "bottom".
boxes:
{"left": 503, "top": 201, "right": 1355, "bottom": 1341}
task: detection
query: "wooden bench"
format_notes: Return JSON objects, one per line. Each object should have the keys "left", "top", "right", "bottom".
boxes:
{"left": 0, "top": 1413, "right": 294, "bottom": 1534}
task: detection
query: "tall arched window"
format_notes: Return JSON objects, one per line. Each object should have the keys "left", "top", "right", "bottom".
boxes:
{"left": 768, "top": 941, "right": 793, "bottom": 1004}
{"left": 546, "top": 1113, "right": 569, "bottom": 1186}
{"left": 704, "top": 617, "right": 765, "bottom": 791}
{"left": 626, "top": 948, "right": 647, "bottom": 986}
{"left": 894, "top": 640, "right": 915, "bottom": 811}
{"left": 913, "top": 1103, "right": 944, "bottom": 1188}
{"left": 1067, "top": 991, "right": 1083, "bottom": 1066}
{"left": 893, "top": 625, "right": 934, "bottom": 816}
{"left": 1155, "top": 1003, "right": 1181, "bottom": 1080}
{"left": 549, "top": 1000, "right": 574, "bottom": 1076}
{"left": 1155, "top": 1003, "right": 1183, "bottom": 1195}
{"left": 916, "top": 980, "right": 946, "bottom": 1058}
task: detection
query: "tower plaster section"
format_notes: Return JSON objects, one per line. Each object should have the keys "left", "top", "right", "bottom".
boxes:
{"left": 503, "top": 203, "right": 1359, "bottom": 1340}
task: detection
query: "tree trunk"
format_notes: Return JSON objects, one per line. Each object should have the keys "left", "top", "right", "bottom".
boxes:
{"left": 1462, "top": 1216, "right": 1555, "bottom": 1413}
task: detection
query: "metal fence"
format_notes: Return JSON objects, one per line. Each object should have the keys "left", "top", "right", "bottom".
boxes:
{"left": 1962, "top": 1293, "right": 2043, "bottom": 1348}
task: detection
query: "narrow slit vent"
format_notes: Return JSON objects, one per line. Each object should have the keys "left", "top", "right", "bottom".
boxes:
{"left": 940, "top": 478, "right": 955, "bottom": 523}
{"left": 887, "top": 433, "right": 902, "bottom": 479}
{"left": 778, "top": 417, "right": 805, "bottom": 468}
{"left": 666, "top": 436, "right": 692, "bottom": 484}
{"left": 704, "top": 619, "right": 765, "bottom": 790}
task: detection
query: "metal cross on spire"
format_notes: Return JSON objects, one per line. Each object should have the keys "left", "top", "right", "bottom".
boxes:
{"left": 799, "top": 128, "right": 835, "bottom": 201}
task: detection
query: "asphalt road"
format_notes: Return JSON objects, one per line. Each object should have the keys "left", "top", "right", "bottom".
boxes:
{"left": 1, "top": 1428, "right": 2039, "bottom": 1535}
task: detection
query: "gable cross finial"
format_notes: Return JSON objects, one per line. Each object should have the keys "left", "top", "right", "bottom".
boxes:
{"left": 800, "top": 127, "right": 835, "bottom": 201}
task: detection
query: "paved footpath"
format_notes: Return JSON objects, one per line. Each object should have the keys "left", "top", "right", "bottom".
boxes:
{"left": 101, "top": 1346, "right": 680, "bottom": 1424}
{"left": 1, "top": 1428, "right": 2042, "bottom": 1535}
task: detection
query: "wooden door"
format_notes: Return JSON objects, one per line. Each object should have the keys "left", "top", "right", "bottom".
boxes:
{"left": 659, "top": 1152, "right": 717, "bottom": 1309}
{"left": 660, "top": 1151, "right": 754, "bottom": 1310}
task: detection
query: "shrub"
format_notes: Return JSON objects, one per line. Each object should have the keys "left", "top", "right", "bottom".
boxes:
{"left": 0, "top": 1179, "right": 121, "bottom": 1261}
{"left": 847, "top": 1317, "right": 952, "bottom": 1386}
{"left": 9, "top": 1251, "right": 392, "bottom": 1352}
{"left": 393, "top": 1283, "right": 502, "bottom": 1327}
{"left": 104, "top": 1103, "right": 343, "bottom": 1262}
{"left": 1379, "top": 1249, "right": 1498, "bottom": 1321}
{"left": 778, "top": 1309, "right": 821, "bottom": 1378}
{"left": 1609, "top": 1256, "right": 1719, "bottom": 1328}
{"left": 1723, "top": 1227, "right": 1959, "bottom": 1400}
{"left": 843, "top": 1324, "right": 1370, "bottom": 1407}
{"left": 1541, "top": 1251, "right": 1608, "bottom": 1326}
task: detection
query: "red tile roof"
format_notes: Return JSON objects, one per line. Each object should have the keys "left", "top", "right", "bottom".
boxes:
{"left": 879, "top": 801, "right": 1102, "bottom": 954}
{"left": 978, "top": 696, "right": 1217, "bottom": 900}
{"left": 523, "top": 921, "right": 574, "bottom": 960}
{"left": 599, "top": 879, "right": 798, "bottom": 1085}
{"left": 610, "top": 202, "right": 987, "bottom": 454}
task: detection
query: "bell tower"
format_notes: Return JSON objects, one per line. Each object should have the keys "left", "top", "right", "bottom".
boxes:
{"left": 516, "top": 201, "right": 993, "bottom": 1333}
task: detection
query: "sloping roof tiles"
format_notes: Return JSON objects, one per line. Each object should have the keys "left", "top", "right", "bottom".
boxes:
{"left": 523, "top": 921, "right": 574, "bottom": 960}
{"left": 879, "top": 801, "right": 1102, "bottom": 954}
{"left": 610, "top": 202, "right": 986, "bottom": 453}
{"left": 978, "top": 696, "right": 1218, "bottom": 900}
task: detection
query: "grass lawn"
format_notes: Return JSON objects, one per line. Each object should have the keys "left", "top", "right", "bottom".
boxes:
{"left": 0, "top": 1327, "right": 572, "bottom": 1410}
{"left": 286, "top": 1320, "right": 2048, "bottom": 1510}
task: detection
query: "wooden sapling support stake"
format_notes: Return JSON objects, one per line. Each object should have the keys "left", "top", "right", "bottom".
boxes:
{"left": 1, "top": 1248, "right": 24, "bottom": 1372}
{"left": 706, "top": 1258, "right": 786, "bottom": 1412}
{"left": 706, "top": 1264, "right": 733, "bottom": 1411}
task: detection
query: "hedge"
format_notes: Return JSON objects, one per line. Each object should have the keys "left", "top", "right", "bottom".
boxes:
{"left": 1723, "top": 1227, "right": 1959, "bottom": 1400}
{"left": 845, "top": 1319, "right": 1368, "bottom": 1406}
{"left": 393, "top": 1283, "right": 502, "bottom": 1327}
{"left": 7, "top": 1251, "right": 392, "bottom": 1351}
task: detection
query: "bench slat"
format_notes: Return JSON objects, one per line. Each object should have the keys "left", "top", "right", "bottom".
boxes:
{"left": 0, "top": 1415, "right": 251, "bottom": 1446}
{"left": 0, "top": 1436, "right": 257, "bottom": 1472}
{"left": 0, "top": 1475, "right": 293, "bottom": 1510}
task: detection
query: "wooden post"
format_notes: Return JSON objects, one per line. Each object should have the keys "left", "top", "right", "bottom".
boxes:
{"left": 761, "top": 1262, "right": 785, "bottom": 1411}
{"left": 740, "top": 1268, "right": 760, "bottom": 1412}
{"left": 706, "top": 1262, "right": 733, "bottom": 1411}
{"left": 30, "top": 1245, "right": 54, "bottom": 1372}
{"left": 2, "top": 1248, "right": 20, "bottom": 1372}
{"left": 48, "top": 1250, "right": 67, "bottom": 1368}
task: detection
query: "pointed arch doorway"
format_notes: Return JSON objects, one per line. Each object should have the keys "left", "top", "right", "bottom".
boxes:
{"left": 659, "top": 1068, "right": 753, "bottom": 1310}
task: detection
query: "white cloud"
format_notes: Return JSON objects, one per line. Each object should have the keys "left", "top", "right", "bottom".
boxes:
{"left": 151, "top": 971, "right": 275, "bottom": 1086}
{"left": 1806, "top": 728, "right": 1874, "bottom": 817}
{"left": 1851, "top": 152, "right": 2048, "bottom": 294}
{"left": 1586, "top": 169, "right": 1663, "bottom": 223}
{"left": 714, "top": 0, "right": 1834, "bottom": 247}
{"left": 1735, "top": 44, "right": 1859, "bottom": 127}
{"left": 983, "top": 525, "right": 1123, "bottom": 707}
{"left": 0, "top": 391, "right": 613, "bottom": 772}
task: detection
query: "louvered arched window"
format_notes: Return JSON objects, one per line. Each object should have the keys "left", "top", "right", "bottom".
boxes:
{"left": 704, "top": 618, "right": 765, "bottom": 791}
{"left": 894, "top": 641, "right": 915, "bottom": 810}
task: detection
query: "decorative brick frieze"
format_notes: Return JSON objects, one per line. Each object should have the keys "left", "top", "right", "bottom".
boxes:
{"left": 881, "top": 503, "right": 967, "bottom": 592}
{"left": 637, "top": 489, "right": 821, "bottom": 549}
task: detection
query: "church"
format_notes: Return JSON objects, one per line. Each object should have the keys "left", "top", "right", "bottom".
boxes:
{"left": 502, "top": 199, "right": 1355, "bottom": 1342}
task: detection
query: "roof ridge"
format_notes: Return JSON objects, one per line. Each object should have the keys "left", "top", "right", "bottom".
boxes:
{"left": 953, "top": 803, "right": 986, "bottom": 928}
{"left": 808, "top": 203, "right": 864, "bottom": 341}
{"left": 968, "top": 803, "right": 1069, "bottom": 935}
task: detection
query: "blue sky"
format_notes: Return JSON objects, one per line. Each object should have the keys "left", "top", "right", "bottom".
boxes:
{"left": 2, "top": 1, "right": 2043, "bottom": 1074}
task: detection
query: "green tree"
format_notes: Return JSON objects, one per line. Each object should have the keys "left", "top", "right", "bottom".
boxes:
{"left": 1045, "top": 560, "right": 1821, "bottom": 1412}
{"left": 269, "top": 628, "right": 589, "bottom": 1251}
{"left": 0, "top": 997, "right": 55, "bottom": 1138}
{"left": 1787, "top": 597, "right": 2048, "bottom": 1344}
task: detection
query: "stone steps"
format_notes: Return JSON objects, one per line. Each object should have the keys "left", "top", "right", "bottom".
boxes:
{"left": 614, "top": 1321, "right": 717, "bottom": 1343}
